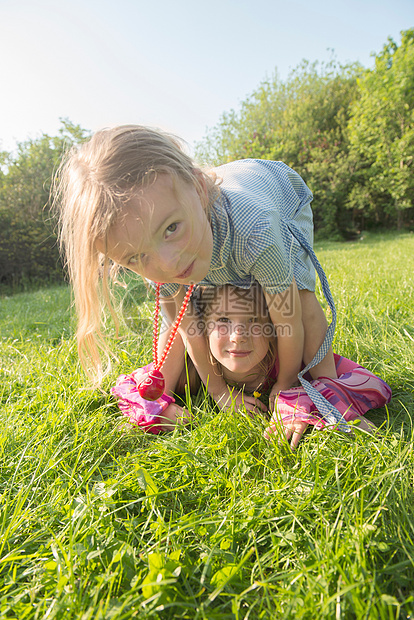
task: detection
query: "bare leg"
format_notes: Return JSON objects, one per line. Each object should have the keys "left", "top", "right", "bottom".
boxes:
{"left": 299, "top": 289, "right": 337, "bottom": 379}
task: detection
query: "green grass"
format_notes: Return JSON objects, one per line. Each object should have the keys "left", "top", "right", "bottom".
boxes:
{"left": 0, "top": 232, "right": 413, "bottom": 619}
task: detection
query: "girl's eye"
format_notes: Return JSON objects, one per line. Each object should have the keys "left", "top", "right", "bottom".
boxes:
{"left": 165, "top": 222, "right": 178, "bottom": 237}
{"left": 217, "top": 317, "right": 230, "bottom": 323}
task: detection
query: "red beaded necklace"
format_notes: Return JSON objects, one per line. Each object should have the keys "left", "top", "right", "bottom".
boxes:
{"left": 137, "top": 282, "right": 195, "bottom": 400}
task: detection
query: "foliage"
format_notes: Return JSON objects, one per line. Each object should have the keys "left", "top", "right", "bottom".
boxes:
{"left": 197, "top": 59, "right": 362, "bottom": 239}
{"left": 348, "top": 29, "right": 414, "bottom": 229}
{"left": 196, "top": 31, "right": 414, "bottom": 238}
{"left": 0, "top": 119, "right": 90, "bottom": 288}
{"left": 0, "top": 233, "right": 413, "bottom": 618}
{"left": 277, "top": 61, "right": 360, "bottom": 238}
{"left": 1, "top": 31, "right": 414, "bottom": 287}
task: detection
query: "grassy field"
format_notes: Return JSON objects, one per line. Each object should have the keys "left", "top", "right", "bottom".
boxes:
{"left": 0, "top": 232, "right": 413, "bottom": 619}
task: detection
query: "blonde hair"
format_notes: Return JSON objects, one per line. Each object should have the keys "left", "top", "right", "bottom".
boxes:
{"left": 177, "top": 284, "right": 278, "bottom": 394}
{"left": 53, "top": 125, "right": 218, "bottom": 382}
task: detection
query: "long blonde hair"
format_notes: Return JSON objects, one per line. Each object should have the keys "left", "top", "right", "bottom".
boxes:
{"left": 53, "top": 125, "right": 218, "bottom": 382}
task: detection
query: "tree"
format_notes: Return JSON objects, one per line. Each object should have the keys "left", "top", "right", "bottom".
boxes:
{"left": 196, "top": 59, "right": 362, "bottom": 238}
{"left": 195, "top": 71, "right": 288, "bottom": 166}
{"left": 0, "top": 119, "right": 90, "bottom": 286}
{"left": 348, "top": 29, "right": 414, "bottom": 228}
{"left": 272, "top": 61, "right": 361, "bottom": 238}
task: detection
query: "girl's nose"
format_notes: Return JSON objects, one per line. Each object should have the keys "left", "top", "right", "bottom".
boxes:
{"left": 157, "top": 247, "right": 178, "bottom": 273}
{"left": 230, "top": 323, "right": 248, "bottom": 342}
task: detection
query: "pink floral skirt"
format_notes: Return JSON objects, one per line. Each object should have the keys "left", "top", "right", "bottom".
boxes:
{"left": 274, "top": 354, "right": 392, "bottom": 429}
{"left": 111, "top": 355, "right": 392, "bottom": 433}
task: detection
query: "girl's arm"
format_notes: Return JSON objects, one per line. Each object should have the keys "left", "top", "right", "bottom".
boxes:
{"left": 299, "top": 289, "right": 337, "bottom": 379}
{"left": 264, "top": 279, "right": 304, "bottom": 402}
{"left": 156, "top": 319, "right": 186, "bottom": 395}
{"left": 160, "top": 288, "right": 221, "bottom": 392}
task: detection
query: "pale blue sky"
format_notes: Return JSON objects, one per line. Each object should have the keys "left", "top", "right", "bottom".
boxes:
{"left": 1, "top": 0, "right": 413, "bottom": 156}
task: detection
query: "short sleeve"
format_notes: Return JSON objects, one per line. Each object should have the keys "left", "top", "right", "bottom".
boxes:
{"left": 214, "top": 158, "right": 315, "bottom": 294}
{"left": 244, "top": 211, "right": 297, "bottom": 295}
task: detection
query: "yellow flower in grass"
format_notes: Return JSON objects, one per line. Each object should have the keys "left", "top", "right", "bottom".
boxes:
{"left": 253, "top": 391, "right": 261, "bottom": 399}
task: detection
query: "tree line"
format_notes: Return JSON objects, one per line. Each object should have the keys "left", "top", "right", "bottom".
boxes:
{"left": 0, "top": 120, "right": 90, "bottom": 288}
{"left": 0, "top": 30, "right": 413, "bottom": 288}
{"left": 196, "top": 29, "right": 414, "bottom": 239}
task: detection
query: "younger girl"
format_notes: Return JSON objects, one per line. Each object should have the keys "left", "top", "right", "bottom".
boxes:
{"left": 56, "top": 125, "right": 350, "bottom": 428}
{"left": 112, "top": 285, "right": 392, "bottom": 448}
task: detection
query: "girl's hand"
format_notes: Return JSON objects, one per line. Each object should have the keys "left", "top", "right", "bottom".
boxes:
{"left": 216, "top": 389, "right": 268, "bottom": 417}
{"left": 264, "top": 416, "right": 309, "bottom": 449}
{"left": 158, "top": 403, "right": 191, "bottom": 432}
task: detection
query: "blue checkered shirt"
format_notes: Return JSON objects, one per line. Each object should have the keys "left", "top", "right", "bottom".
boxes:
{"left": 159, "top": 159, "right": 349, "bottom": 430}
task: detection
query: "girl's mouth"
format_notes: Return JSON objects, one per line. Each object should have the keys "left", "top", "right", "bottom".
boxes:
{"left": 227, "top": 350, "right": 252, "bottom": 357}
{"left": 175, "top": 260, "right": 195, "bottom": 280}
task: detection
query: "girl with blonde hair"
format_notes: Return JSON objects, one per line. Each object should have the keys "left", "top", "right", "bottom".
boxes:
{"left": 55, "top": 124, "right": 386, "bottom": 432}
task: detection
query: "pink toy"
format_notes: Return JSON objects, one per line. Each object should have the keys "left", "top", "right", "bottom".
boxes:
{"left": 112, "top": 364, "right": 175, "bottom": 434}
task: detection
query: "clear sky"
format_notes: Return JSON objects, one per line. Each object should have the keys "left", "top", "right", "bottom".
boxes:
{"left": 1, "top": 0, "right": 413, "bottom": 156}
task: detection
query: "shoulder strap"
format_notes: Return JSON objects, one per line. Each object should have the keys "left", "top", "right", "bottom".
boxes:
{"left": 287, "top": 221, "right": 350, "bottom": 432}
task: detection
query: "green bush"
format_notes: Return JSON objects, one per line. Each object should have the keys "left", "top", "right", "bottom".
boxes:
{"left": 0, "top": 119, "right": 89, "bottom": 288}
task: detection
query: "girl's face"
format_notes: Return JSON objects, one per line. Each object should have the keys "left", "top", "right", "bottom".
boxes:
{"left": 99, "top": 174, "right": 213, "bottom": 285}
{"left": 206, "top": 287, "right": 272, "bottom": 383}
